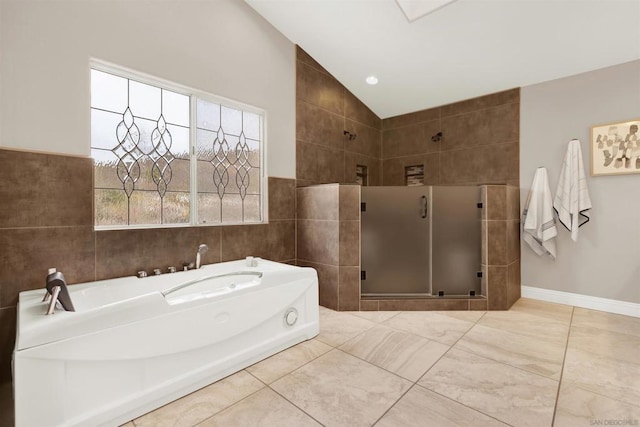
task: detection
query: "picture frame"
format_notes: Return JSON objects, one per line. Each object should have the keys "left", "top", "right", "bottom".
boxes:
{"left": 590, "top": 118, "right": 640, "bottom": 176}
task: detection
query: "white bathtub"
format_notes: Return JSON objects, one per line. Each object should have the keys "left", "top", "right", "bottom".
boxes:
{"left": 13, "top": 258, "right": 319, "bottom": 427}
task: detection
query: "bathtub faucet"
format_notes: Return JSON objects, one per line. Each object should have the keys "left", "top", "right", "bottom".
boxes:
{"left": 196, "top": 244, "right": 209, "bottom": 269}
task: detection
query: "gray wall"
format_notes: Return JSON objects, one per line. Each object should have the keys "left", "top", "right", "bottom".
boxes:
{"left": 520, "top": 60, "right": 640, "bottom": 304}
{"left": 0, "top": 0, "right": 295, "bottom": 177}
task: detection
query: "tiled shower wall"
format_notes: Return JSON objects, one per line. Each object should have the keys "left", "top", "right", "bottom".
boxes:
{"left": 382, "top": 89, "right": 520, "bottom": 186}
{"left": 0, "top": 148, "right": 296, "bottom": 379}
{"left": 296, "top": 184, "right": 360, "bottom": 311}
{"left": 295, "top": 47, "right": 520, "bottom": 189}
{"left": 295, "top": 48, "right": 522, "bottom": 311}
{"left": 296, "top": 47, "right": 383, "bottom": 186}
{"left": 482, "top": 185, "right": 521, "bottom": 310}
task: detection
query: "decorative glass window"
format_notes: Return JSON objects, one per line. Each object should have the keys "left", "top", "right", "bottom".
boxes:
{"left": 91, "top": 65, "right": 265, "bottom": 228}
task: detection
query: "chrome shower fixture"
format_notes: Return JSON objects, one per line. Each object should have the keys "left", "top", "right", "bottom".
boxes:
{"left": 431, "top": 132, "right": 443, "bottom": 142}
{"left": 196, "top": 244, "right": 209, "bottom": 269}
{"left": 344, "top": 130, "right": 357, "bottom": 140}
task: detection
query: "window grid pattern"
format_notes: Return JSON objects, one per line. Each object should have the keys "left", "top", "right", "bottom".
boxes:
{"left": 196, "top": 100, "right": 261, "bottom": 225}
{"left": 91, "top": 67, "right": 263, "bottom": 228}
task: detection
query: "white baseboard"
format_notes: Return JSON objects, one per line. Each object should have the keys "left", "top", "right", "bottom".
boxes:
{"left": 521, "top": 286, "right": 640, "bottom": 318}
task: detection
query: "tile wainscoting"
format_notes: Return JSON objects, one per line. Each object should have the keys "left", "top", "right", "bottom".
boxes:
{"left": 0, "top": 148, "right": 296, "bottom": 379}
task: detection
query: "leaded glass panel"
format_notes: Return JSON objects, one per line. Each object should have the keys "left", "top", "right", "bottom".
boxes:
{"left": 91, "top": 66, "right": 264, "bottom": 228}
{"left": 91, "top": 69, "right": 190, "bottom": 226}
{"left": 196, "top": 99, "right": 262, "bottom": 224}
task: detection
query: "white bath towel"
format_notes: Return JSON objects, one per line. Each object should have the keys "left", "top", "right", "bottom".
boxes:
{"left": 522, "top": 167, "right": 557, "bottom": 259}
{"left": 553, "top": 139, "right": 592, "bottom": 242}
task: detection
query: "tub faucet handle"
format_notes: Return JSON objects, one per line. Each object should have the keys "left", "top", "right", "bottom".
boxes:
{"left": 46, "top": 286, "right": 61, "bottom": 315}
{"left": 137, "top": 271, "right": 148, "bottom": 278}
{"left": 153, "top": 268, "right": 162, "bottom": 276}
{"left": 168, "top": 266, "right": 177, "bottom": 273}
{"left": 196, "top": 244, "right": 209, "bottom": 269}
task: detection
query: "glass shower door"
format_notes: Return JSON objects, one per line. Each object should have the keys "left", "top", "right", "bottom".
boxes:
{"left": 431, "top": 186, "right": 482, "bottom": 296}
{"left": 361, "top": 186, "right": 431, "bottom": 296}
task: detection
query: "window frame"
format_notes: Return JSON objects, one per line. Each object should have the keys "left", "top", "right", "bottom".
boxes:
{"left": 90, "top": 59, "right": 268, "bottom": 231}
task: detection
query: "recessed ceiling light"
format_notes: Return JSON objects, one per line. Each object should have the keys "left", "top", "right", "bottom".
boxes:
{"left": 366, "top": 76, "right": 379, "bottom": 85}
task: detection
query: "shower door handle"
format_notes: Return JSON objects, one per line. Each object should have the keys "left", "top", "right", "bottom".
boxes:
{"left": 420, "top": 195, "right": 427, "bottom": 219}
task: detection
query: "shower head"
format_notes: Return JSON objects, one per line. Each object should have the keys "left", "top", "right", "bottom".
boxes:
{"left": 431, "top": 132, "right": 443, "bottom": 142}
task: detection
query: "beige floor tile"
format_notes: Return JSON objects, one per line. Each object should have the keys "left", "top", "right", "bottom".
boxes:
{"left": 554, "top": 382, "right": 640, "bottom": 427}
{"left": 246, "top": 339, "right": 332, "bottom": 384}
{"left": 197, "top": 388, "right": 320, "bottom": 427}
{"left": 316, "top": 309, "right": 376, "bottom": 347}
{"left": 271, "top": 349, "right": 411, "bottom": 427}
{"left": 510, "top": 298, "right": 573, "bottom": 323}
{"left": 568, "top": 324, "right": 640, "bottom": 366}
{"left": 455, "top": 324, "right": 566, "bottom": 379}
{"left": 433, "top": 310, "right": 486, "bottom": 323}
{"left": 572, "top": 307, "right": 640, "bottom": 338}
{"left": 339, "top": 325, "right": 449, "bottom": 381}
{"left": 478, "top": 311, "right": 570, "bottom": 345}
{"left": 562, "top": 347, "right": 640, "bottom": 407}
{"left": 383, "top": 312, "right": 475, "bottom": 345}
{"left": 348, "top": 311, "right": 400, "bottom": 323}
{"left": 376, "top": 385, "right": 508, "bottom": 427}
{"left": 134, "top": 371, "right": 264, "bottom": 427}
{"left": 419, "top": 348, "right": 558, "bottom": 427}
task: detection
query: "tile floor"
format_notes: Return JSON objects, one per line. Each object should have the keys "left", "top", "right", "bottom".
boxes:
{"left": 3, "top": 298, "right": 639, "bottom": 426}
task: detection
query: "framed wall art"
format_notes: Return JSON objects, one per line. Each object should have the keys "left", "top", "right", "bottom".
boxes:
{"left": 591, "top": 118, "right": 640, "bottom": 176}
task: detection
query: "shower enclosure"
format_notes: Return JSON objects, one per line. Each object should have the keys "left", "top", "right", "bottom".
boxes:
{"left": 361, "top": 186, "right": 481, "bottom": 297}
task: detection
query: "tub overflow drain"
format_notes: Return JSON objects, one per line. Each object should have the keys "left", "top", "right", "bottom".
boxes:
{"left": 284, "top": 308, "right": 298, "bottom": 326}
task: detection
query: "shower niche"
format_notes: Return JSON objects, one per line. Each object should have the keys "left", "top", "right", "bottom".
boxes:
{"left": 361, "top": 186, "right": 482, "bottom": 298}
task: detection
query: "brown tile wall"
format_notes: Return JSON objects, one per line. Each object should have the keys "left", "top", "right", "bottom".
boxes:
{"left": 296, "top": 47, "right": 382, "bottom": 187}
{"left": 481, "top": 184, "right": 521, "bottom": 310}
{"left": 294, "top": 48, "right": 521, "bottom": 313}
{"left": 295, "top": 184, "right": 360, "bottom": 311}
{"left": 0, "top": 148, "right": 296, "bottom": 379}
{"left": 381, "top": 89, "right": 520, "bottom": 187}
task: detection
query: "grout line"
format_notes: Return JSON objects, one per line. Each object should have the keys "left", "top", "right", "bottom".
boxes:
{"left": 382, "top": 100, "right": 519, "bottom": 132}
{"left": 247, "top": 351, "right": 332, "bottom": 426}
{"left": 398, "top": 310, "right": 524, "bottom": 426}
{"left": 450, "top": 345, "right": 562, "bottom": 382}
{"left": 413, "top": 385, "right": 516, "bottom": 427}
{"left": 551, "top": 306, "right": 575, "bottom": 425}
{"left": 370, "top": 310, "right": 515, "bottom": 426}
{"left": 192, "top": 377, "right": 268, "bottom": 426}
{"left": 370, "top": 383, "right": 416, "bottom": 426}
{"left": 267, "top": 383, "right": 327, "bottom": 426}
{"left": 439, "top": 101, "right": 520, "bottom": 120}
{"left": 296, "top": 97, "right": 382, "bottom": 133}
{"left": 415, "top": 311, "right": 486, "bottom": 377}
{"left": 447, "top": 309, "right": 572, "bottom": 382}
{"left": 380, "top": 139, "right": 519, "bottom": 162}
{"left": 570, "top": 384, "right": 640, "bottom": 410}
{"left": 0, "top": 225, "right": 94, "bottom": 231}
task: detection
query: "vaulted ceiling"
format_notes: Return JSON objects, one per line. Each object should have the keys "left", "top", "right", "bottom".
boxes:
{"left": 246, "top": 0, "right": 640, "bottom": 118}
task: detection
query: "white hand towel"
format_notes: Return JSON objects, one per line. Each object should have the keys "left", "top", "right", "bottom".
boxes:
{"left": 523, "top": 167, "right": 557, "bottom": 259}
{"left": 553, "top": 139, "right": 592, "bottom": 241}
